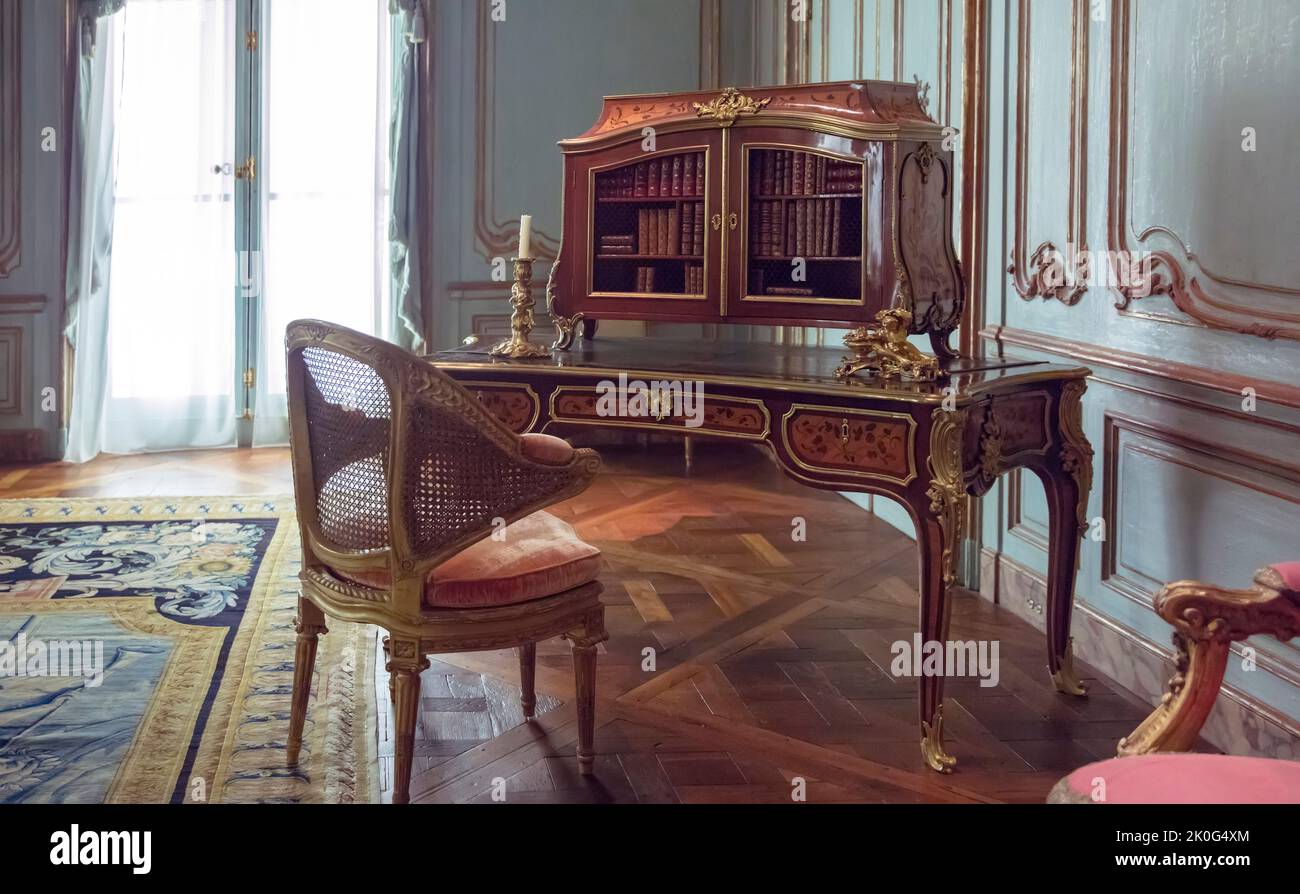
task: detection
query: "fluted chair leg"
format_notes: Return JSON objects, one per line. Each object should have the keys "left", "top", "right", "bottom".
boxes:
{"left": 288, "top": 598, "right": 327, "bottom": 766}
{"left": 387, "top": 635, "right": 429, "bottom": 804}
{"left": 518, "top": 643, "right": 537, "bottom": 719}
{"left": 566, "top": 610, "right": 606, "bottom": 776}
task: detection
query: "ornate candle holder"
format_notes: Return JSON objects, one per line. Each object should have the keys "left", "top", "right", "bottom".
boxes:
{"left": 489, "top": 257, "right": 551, "bottom": 359}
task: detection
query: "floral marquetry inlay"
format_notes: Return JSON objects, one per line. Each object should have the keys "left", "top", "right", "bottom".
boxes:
{"left": 471, "top": 385, "right": 538, "bottom": 434}
{"left": 784, "top": 408, "right": 913, "bottom": 483}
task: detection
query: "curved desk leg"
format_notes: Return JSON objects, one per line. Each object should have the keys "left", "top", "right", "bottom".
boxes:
{"left": 1033, "top": 461, "right": 1088, "bottom": 696}
{"left": 918, "top": 409, "right": 967, "bottom": 772}
{"left": 917, "top": 512, "right": 959, "bottom": 773}
{"left": 1037, "top": 379, "right": 1094, "bottom": 697}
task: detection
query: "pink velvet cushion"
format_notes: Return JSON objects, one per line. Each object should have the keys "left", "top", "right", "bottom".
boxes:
{"left": 520, "top": 433, "right": 574, "bottom": 465}
{"left": 333, "top": 510, "right": 601, "bottom": 608}
{"left": 1056, "top": 754, "right": 1300, "bottom": 804}
{"left": 1270, "top": 561, "right": 1300, "bottom": 593}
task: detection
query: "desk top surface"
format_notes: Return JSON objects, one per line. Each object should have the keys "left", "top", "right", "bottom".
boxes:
{"left": 430, "top": 337, "right": 1087, "bottom": 405}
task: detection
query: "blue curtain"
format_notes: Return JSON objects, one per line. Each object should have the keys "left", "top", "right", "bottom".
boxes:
{"left": 63, "top": 1, "right": 125, "bottom": 463}
{"left": 388, "top": 0, "right": 425, "bottom": 351}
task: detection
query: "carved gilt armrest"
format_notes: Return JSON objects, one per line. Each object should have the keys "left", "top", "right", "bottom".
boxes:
{"left": 1117, "top": 564, "right": 1300, "bottom": 756}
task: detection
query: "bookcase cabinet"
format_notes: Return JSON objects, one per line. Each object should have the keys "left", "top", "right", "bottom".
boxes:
{"left": 549, "top": 81, "right": 963, "bottom": 355}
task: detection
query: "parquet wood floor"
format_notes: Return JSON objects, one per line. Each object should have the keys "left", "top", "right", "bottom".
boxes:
{"left": 4, "top": 442, "right": 1161, "bottom": 804}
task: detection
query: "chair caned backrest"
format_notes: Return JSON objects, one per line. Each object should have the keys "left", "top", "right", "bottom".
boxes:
{"left": 285, "top": 320, "right": 599, "bottom": 586}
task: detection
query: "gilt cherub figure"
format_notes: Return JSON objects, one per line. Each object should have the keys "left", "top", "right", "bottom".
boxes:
{"left": 833, "top": 308, "right": 940, "bottom": 382}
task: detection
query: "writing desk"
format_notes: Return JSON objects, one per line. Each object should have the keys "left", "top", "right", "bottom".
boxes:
{"left": 429, "top": 337, "right": 1094, "bottom": 773}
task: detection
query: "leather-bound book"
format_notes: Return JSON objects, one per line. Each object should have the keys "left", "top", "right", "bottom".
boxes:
{"left": 681, "top": 203, "right": 693, "bottom": 254}
{"left": 831, "top": 199, "right": 843, "bottom": 256}
{"left": 790, "top": 201, "right": 800, "bottom": 257}
{"left": 637, "top": 209, "right": 649, "bottom": 254}
{"left": 792, "top": 152, "right": 804, "bottom": 196}
{"left": 668, "top": 206, "right": 679, "bottom": 255}
{"left": 693, "top": 201, "right": 704, "bottom": 255}
{"left": 657, "top": 208, "right": 669, "bottom": 255}
{"left": 683, "top": 154, "right": 694, "bottom": 197}
{"left": 634, "top": 163, "right": 648, "bottom": 197}
{"left": 659, "top": 161, "right": 671, "bottom": 197}
{"left": 786, "top": 203, "right": 797, "bottom": 257}
{"left": 647, "top": 160, "right": 659, "bottom": 196}
{"left": 672, "top": 156, "right": 682, "bottom": 196}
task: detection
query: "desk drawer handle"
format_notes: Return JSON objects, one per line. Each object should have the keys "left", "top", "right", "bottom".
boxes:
{"left": 711, "top": 213, "right": 722, "bottom": 231}
{"left": 840, "top": 419, "right": 851, "bottom": 445}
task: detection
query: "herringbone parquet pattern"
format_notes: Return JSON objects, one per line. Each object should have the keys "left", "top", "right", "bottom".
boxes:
{"left": 6, "top": 442, "right": 1159, "bottom": 804}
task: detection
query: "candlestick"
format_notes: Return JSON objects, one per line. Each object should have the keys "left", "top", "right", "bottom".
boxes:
{"left": 518, "top": 214, "right": 532, "bottom": 260}
{"left": 488, "top": 256, "right": 551, "bottom": 359}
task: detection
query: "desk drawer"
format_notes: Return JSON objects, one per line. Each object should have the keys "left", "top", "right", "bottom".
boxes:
{"left": 465, "top": 383, "right": 540, "bottom": 434}
{"left": 782, "top": 404, "right": 916, "bottom": 484}
{"left": 550, "top": 386, "right": 769, "bottom": 440}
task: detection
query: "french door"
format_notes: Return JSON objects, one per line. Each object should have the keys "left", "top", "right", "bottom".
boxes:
{"left": 104, "top": 0, "right": 390, "bottom": 451}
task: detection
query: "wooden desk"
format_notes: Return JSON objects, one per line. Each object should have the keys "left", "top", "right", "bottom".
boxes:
{"left": 430, "top": 337, "right": 1094, "bottom": 773}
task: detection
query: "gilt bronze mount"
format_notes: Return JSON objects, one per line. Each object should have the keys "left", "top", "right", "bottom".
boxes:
{"left": 834, "top": 308, "right": 941, "bottom": 382}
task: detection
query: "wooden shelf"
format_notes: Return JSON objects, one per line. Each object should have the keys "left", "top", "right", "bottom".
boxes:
{"left": 750, "top": 193, "right": 862, "bottom": 201}
{"left": 597, "top": 254, "right": 703, "bottom": 261}
{"left": 750, "top": 256, "right": 861, "bottom": 262}
{"left": 596, "top": 196, "right": 703, "bottom": 204}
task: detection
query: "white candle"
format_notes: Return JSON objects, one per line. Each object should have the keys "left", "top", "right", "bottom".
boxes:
{"left": 518, "top": 214, "right": 532, "bottom": 259}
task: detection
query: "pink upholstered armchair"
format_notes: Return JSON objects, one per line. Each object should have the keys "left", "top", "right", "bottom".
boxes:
{"left": 1050, "top": 563, "right": 1300, "bottom": 803}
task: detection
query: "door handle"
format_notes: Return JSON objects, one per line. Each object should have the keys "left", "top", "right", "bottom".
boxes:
{"left": 711, "top": 213, "right": 722, "bottom": 231}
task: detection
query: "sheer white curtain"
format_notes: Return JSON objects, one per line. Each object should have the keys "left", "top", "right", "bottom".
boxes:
{"left": 252, "top": 0, "right": 391, "bottom": 445}
{"left": 101, "top": 0, "right": 239, "bottom": 454}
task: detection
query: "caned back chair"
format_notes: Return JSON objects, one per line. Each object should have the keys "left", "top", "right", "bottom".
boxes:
{"left": 284, "top": 320, "right": 606, "bottom": 804}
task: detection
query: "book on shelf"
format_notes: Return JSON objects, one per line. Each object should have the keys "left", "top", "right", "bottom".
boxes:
{"left": 637, "top": 209, "right": 649, "bottom": 254}
{"left": 792, "top": 152, "right": 804, "bottom": 196}
{"left": 790, "top": 201, "right": 800, "bottom": 257}
{"left": 681, "top": 203, "right": 693, "bottom": 255}
{"left": 634, "top": 164, "right": 647, "bottom": 197}
{"left": 671, "top": 156, "right": 682, "bottom": 196}
{"left": 634, "top": 265, "right": 656, "bottom": 293}
{"left": 657, "top": 209, "right": 669, "bottom": 255}
{"left": 765, "top": 285, "right": 815, "bottom": 296}
{"left": 660, "top": 160, "right": 671, "bottom": 197}
{"left": 692, "top": 201, "right": 704, "bottom": 255}
{"left": 831, "top": 200, "right": 842, "bottom": 256}
{"left": 667, "top": 206, "right": 679, "bottom": 256}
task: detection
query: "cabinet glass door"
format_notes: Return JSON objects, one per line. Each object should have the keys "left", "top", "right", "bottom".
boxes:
{"left": 580, "top": 131, "right": 724, "bottom": 320}
{"left": 736, "top": 142, "right": 867, "bottom": 312}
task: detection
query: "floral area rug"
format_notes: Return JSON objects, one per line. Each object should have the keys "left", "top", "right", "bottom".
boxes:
{"left": 0, "top": 497, "right": 376, "bottom": 804}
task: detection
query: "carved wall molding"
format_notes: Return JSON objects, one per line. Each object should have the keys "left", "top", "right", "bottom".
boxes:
{"left": 0, "top": 1, "right": 20, "bottom": 277}
{"left": 472, "top": 0, "right": 723, "bottom": 265}
{"left": 0, "top": 326, "right": 20, "bottom": 414}
{"left": 981, "top": 324, "right": 1300, "bottom": 411}
{"left": 1108, "top": 0, "right": 1300, "bottom": 339}
{"left": 0, "top": 294, "right": 48, "bottom": 314}
{"left": 473, "top": 0, "right": 560, "bottom": 262}
{"left": 1099, "top": 410, "right": 1300, "bottom": 686}
{"left": 1007, "top": 0, "right": 1088, "bottom": 305}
